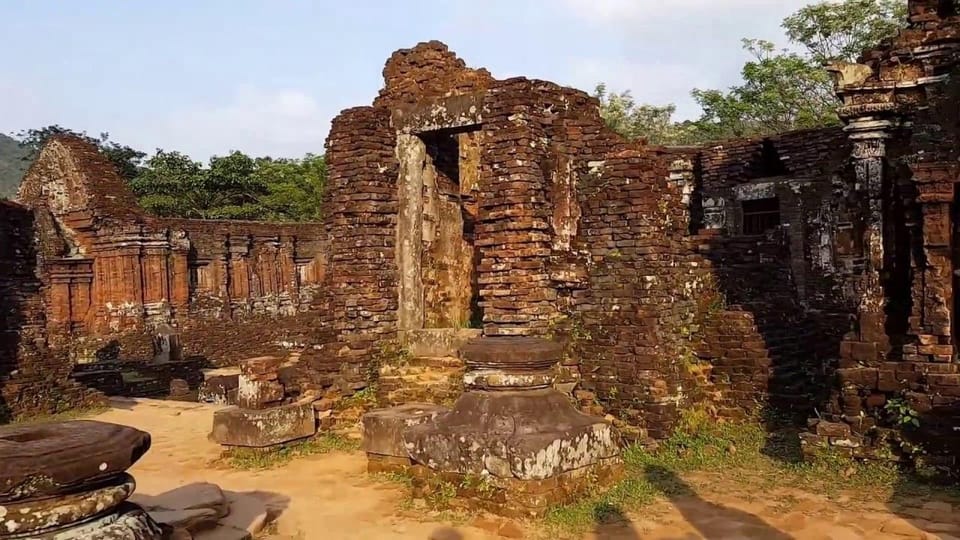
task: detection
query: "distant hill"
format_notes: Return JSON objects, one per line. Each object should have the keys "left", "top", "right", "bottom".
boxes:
{"left": 0, "top": 134, "right": 31, "bottom": 199}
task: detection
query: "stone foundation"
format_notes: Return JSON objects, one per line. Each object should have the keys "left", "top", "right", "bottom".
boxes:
{"left": 408, "top": 460, "right": 623, "bottom": 519}
{"left": 363, "top": 337, "right": 622, "bottom": 517}
{"left": 210, "top": 357, "right": 317, "bottom": 449}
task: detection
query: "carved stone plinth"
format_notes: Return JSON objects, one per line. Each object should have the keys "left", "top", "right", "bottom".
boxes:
{"left": 0, "top": 421, "right": 162, "bottom": 539}
{"left": 381, "top": 337, "right": 622, "bottom": 517}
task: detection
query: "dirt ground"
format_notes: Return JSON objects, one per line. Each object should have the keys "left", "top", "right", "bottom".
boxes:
{"left": 92, "top": 399, "right": 960, "bottom": 540}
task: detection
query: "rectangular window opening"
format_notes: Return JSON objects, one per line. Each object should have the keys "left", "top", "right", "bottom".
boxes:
{"left": 742, "top": 197, "right": 781, "bottom": 235}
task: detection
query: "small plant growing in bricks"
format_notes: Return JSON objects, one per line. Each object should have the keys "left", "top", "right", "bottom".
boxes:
{"left": 885, "top": 397, "right": 921, "bottom": 428}
{"left": 339, "top": 385, "right": 379, "bottom": 411}
{"left": 377, "top": 340, "right": 412, "bottom": 367}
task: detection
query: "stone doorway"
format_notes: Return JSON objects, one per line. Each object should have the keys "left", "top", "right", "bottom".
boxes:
{"left": 396, "top": 127, "right": 482, "bottom": 334}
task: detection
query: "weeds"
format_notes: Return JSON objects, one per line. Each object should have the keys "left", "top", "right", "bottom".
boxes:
{"left": 339, "top": 386, "right": 378, "bottom": 410}
{"left": 543, "top": 408, "right": 958, "bottom": 536}
{"left": 11, "top": 404, "right": 110, "bottom": 425}
{"left": 219, "top": 434, "right": 359, "bottom": 471}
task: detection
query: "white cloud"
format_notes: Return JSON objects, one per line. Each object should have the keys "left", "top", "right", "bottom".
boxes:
{"left": 562, "top": 0, "right": 807, "bottom": 24}
{"left": 149, "top": 87, "right": 335, "bottom": 159}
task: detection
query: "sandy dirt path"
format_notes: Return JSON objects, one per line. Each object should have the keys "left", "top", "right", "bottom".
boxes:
{"left": 92, "top": 399, "right": 960, "bottom": 540}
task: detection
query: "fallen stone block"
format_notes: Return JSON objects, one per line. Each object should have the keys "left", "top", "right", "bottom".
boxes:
{"left": 361, "top": 403, "right": 450, "bottom": 458}
{"left": 148, "top": 508, "right": 220, "bottom": 532}
{"left": 211, "top": 402, "right": 316, "bottom": 448}
{"left": 131, "top": 482, "right": 228, "bottom": 519}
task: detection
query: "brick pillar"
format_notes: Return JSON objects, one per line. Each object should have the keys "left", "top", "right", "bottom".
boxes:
{"left": 168, "top": 230, "right": 190, "bottom": 315}
{"left": 908, "top": 163, "right": 956, "bottom": 360}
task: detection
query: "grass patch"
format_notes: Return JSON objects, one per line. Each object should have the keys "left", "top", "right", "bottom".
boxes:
{"left": 543, "top": 409, "right": 959, "bottom": 537}
{"left": 219, "top": 434, "right": 359, "bottom": 471}
{"left": 10, "top": 404, "right": 111, "bottom": 426}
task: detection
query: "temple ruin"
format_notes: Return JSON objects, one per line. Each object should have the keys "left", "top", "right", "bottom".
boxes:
{"left": 2, "top": 0, "right": 960, "bottom": 480}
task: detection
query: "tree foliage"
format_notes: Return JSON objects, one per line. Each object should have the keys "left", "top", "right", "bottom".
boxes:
{"left": 17, "top": 125, "right": 146, "bottom": 180}
{"left": 783, "top": 0, "right": 907, "bottom": 63}
{"left": 593, "top": 84, "right": 697, "bottom": 145}
{"left": 596, "top": 0, "right": 907, "bottom": 144}
{"left": 14, "top": 125, "right": 326, "bottom": 222}
{"left": 131, "top": 149, "right": 325, "bottom": 221}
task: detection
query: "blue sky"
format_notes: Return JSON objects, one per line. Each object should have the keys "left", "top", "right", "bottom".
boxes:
{"left": 0, "top": 0, "right": 812, "bottom": 160}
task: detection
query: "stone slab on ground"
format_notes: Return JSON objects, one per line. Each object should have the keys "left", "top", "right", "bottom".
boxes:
{"left": 218, "top": 491, "right": 269, "bottom": 536}
{"left": 148, "top": 508, "right": 220, "bottom": 531}
{"left": 211, "top": 401, "right": 316, "bottom": 448}
{"left": 131, "top": 482, "right": 228, "bottom": 518}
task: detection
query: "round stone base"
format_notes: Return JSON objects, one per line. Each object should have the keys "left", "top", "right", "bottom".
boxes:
{"left": 11, "top": 502, "right": 163, "bottom": 540}
{"left": 0, "top": 473, "right": 136, "bottom": 535}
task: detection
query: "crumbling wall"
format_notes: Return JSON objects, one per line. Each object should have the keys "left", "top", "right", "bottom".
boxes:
{"left": 301, "top": 106, "right": 399, "bottom": 393}
{"left": 15, "top": 136, "right": 326, "bottom": 368}
{"left": 0, "top": 201, "right": 101, "bottom": 420}
{"left": 799, "top": 0, "right": 960, "bottom": 468}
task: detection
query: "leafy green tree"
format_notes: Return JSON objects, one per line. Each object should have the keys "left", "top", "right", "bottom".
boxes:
{"left": 130, "top": 150, "right": 206, "bottom": 217}
{"left": 17, "top": 125, "right": 146, "bottom": 180}
{"left": 595, "top": 0, "right": 907, "bottom": 143}
{"left": 254, "top": 154, "right": 326, "bottom": 222}
{"left": 593, "top": 84, "right": 698, "bottom": 145}
{"left": 687, "top": 0, "right": 906, "bottom": 139}
{"left": 690, "top": 39, "right": 840, "bottom": 140}
{"left": 783, "top": 0, "right": 907, "bottom": 63}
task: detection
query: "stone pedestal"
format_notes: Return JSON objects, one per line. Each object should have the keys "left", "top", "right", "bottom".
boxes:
{"left": 210, "top": 357, "right": 317, "bottom": 449}
{"left": 371, "top": 337, "right": 622, "bottom": 517}
{"left": 0, "top": 420, "right": 164, "bottom": 539}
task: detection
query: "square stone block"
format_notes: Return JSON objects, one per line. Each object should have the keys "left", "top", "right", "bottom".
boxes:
{"left": 361, "top": 403, "right": 450, "bottom": 458}
{"left": 211, "top": 401, "right": 316, "bottom": 448}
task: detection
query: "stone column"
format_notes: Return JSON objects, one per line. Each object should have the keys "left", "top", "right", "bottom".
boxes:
{"left": 907, "top": 163, "right": 956, "bottom": 361}
{"left": 396, "top": 133, "right": 426, "bottom": 333}
{"left": 843, "top": 118, "right": 895, "bottom": 364}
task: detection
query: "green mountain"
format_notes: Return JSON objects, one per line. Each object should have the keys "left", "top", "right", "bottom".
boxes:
{"left": 0, "top": 134, "right": 31, "bottom": 199}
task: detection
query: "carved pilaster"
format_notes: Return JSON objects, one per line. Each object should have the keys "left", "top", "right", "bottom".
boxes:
{"left": 844, "top": 118, "right": 896, "bottom": 360}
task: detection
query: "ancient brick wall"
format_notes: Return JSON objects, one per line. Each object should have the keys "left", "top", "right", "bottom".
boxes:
{"left": 15, "top": 136, "right": 326, "bottom": 368}
{"left": 0, "top": 201, "right": 101, "bottom": 420}
{"left": 299, "top": 106, "right": 399, "bottom": 392}
{"left": 796, "top": 0, "right": 960, "bottom": 468}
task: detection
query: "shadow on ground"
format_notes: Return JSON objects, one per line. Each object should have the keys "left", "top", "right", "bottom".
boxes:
{"left": 652, "top": 465, "right": 793, "bottom": 539}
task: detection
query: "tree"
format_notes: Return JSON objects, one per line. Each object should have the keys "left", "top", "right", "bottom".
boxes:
{"left": 11, "top": 124, "right": 328, "bottom": 221}
{"left": 595, "top": 0, "right": 907, "bottom": 143}
{"left": 254, "top": 154, "right": 326, "bottom": 222}
{"left": 783, "top": 0, "right": 907, "bottom": 63}
{"left": 687, "top": 0, "right": 905, "bottom": 139}
{"left": 16, "top": 125, "right": 146, "bottom": 180}
{"left": 593, "top": 84, "right": 696, "bottom": 145}
{"left": 689, "top": 39, "right": 840, "bottom": 140}
{"left": 129, "top": 150, "right": 326, "bottom": 221}
{"left": 130, "top": 150, "right": 206, "bottom": 218}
